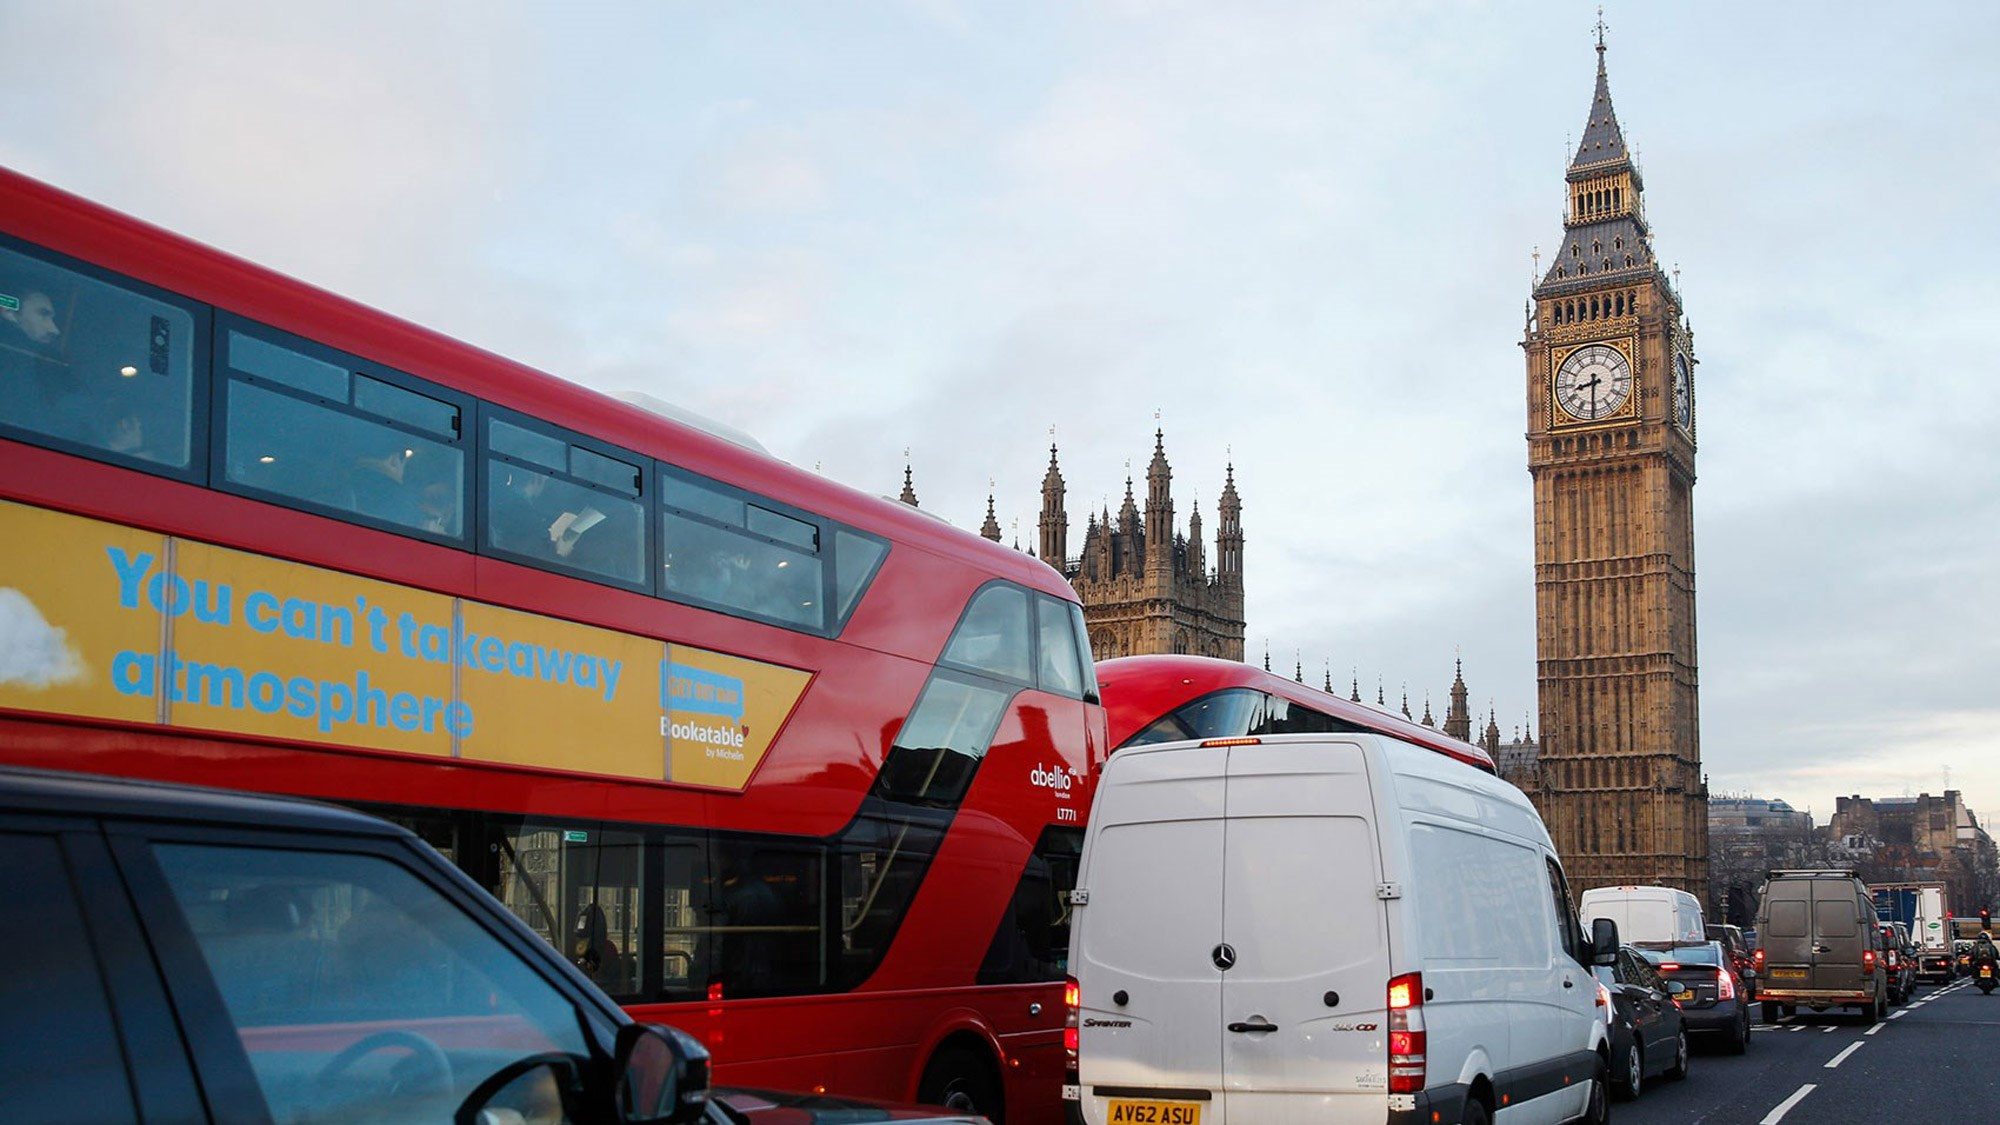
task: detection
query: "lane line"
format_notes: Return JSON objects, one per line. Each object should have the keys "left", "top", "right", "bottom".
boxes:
{"left": 1826, "top": 1042, "right": 1864, "bottom": 1068}
{"left": 1820, "top": 1025, "right": 1837, "bottom": 1033}
{"left": 1865, "top": 1022, "right": 1886, "bottom": 1036}
{"left": 1889, "top": 1009, "right": 1908, "bottom": 1019}
{"left": 1761, "top": 1084, "right": 1817, "bottom": 1124}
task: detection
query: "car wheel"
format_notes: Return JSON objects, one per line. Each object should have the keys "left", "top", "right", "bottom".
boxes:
{"left": 1665, "top": 1027, "right": 1690, "bottom": 1080}
{"left": 1612, "top": 1041, "right": 1642, "bottom": 1101}
{"left": 1727, "top": 1011, "right": 1749, "bottom": 1055}
{"left": 919, "top": 1046, "right": 1005, "bottom": 1125}
{"left": 1761, "top": 1000, "right": 1781, "bottom": 1023}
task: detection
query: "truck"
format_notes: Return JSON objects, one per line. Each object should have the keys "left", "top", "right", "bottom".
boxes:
{"left": 1871, "top": 882, "right": 1952, "bottom": 981}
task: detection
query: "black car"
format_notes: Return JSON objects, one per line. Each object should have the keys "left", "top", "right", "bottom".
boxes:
{"left": 1637, "top": 941, "right": 1752, "bottom": 1053}
{"left": 1591, "top": 945, "right": 1690, "bottom": 1100}
{"left": 0, "top": 765, "right": 986, "bottom": 1125}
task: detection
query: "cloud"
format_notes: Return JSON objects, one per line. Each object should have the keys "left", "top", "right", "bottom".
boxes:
{"left": 0, "top": 589, "right": 86, "bottom": 690}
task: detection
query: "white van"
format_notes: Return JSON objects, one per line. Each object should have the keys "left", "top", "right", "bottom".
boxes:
{"left": 1578, "top": 886, "right": 1704, "bottom": 947}
{"left": 1065, "top": 733, "right": 1615, "bottom": 1125}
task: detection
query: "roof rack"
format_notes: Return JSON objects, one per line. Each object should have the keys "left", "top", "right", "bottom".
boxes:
{"left": 1766, "top": 868, "right": 1858, "bottom": 879}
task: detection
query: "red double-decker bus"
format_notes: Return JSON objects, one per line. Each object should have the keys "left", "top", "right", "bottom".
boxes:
{"left": 1097, "top": 654, "right": 1496, "bottom": 772}
{"left": 0, "top": 166, "right": 1105, "bottom": 1123}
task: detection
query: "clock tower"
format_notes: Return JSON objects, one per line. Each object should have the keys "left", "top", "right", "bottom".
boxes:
{"left": 1523, "top": 30, "right": 1706, "bottom": 899}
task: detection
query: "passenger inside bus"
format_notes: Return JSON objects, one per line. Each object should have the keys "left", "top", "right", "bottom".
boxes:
{"left": 2, "top": 254, "right": 188, "bottom": 466}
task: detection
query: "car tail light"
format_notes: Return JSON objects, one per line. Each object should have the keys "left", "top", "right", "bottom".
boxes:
{"left": 1387, "top": 972, "right": 1426, "bottom": 1095}
{"left": 1659, "top": 963, "right": 1681, "bottom": 972}
{"left": 1863, "top": 949, "right": 1877, "bottom": 975}
{"left": 1716, "top": 966, "right": 1737, "bottom": 1001}
{"left": 1595, "top": 980, "right": 1612, "bottom": 1011}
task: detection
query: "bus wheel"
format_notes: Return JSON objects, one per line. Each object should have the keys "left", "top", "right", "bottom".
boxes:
{"left": 920, "top": 1046, "right": 1004, "bottom": 1124}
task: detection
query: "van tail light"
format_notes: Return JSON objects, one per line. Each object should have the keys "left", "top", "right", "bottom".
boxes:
{"left": 1064, "top": 976, "right": 1080, "bottom": 1078}
{"left": 1716, "top": 966, "right": 1737, "bottom": 1001}
{"left": 1387, "top": 972, "right": 1426, "bottom": 1095}
{"left": 1753, "top": 948, "right": 1766, "bottom": 970}
{"left": 1863, "top": 949, "right": 1877, "bottom": 976}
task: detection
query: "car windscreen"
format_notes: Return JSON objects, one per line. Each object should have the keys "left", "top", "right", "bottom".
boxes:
{"left": 1636, "top": 942, "right": 1721, "bottom": 967}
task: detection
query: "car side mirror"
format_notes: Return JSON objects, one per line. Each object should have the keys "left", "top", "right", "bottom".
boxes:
{"left": 1590, "top": 917, "right": 1619, "bottom": 966}
{"left": 615, "top": 1023, "right": 711, "bottom": 1125}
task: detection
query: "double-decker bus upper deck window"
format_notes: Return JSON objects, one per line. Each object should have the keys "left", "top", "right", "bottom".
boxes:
{"left": 218, "top": 320, "right": 466, "bottom": 542}
{"left": 941, "top": 584, "right": 1033, "bottom": 684}
{"left": 1035, "top": 594, "right": 1086, "bottom": 699}
{"left": 0, "top": 239, "right": 199, "bottom": 474}
{"left": 660, "top": 469, "right": 828, "bottom": 632}
{"left": 484, "top": 416, "right": 648, "bottom": 588}
{"left": 833, "top": 528, "right": 888, "bottom": 622}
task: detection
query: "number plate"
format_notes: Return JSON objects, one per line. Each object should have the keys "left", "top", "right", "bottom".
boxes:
{"left": 1769, "top": 967, "right": 1808, "bottom": 980}
{"left": 1107, "top": 1099, "right": 1203, "bottom": 1124}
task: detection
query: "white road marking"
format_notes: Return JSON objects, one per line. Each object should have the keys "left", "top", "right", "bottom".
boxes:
{"left": 1865, "top": 1021, "right": 1886, "bottom": 1036}
{"left": 1889, "top": 1009, "right": 1908, "bottom": 1019}
{"left": 1761, "top": 1084, "right": 1817, "bottom": 1124}
{"left": 1826, "top": 1042, "right": 1864, "bottom": 1068}
{"left": 1821, "top": 1025, "right": 1837, "bottom": 1033}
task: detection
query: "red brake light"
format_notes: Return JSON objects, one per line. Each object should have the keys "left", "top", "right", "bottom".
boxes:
{"left": 1387, "top": 972, "right": 1426, "bottom": 1094}
{"left": 1863, "top": 949, "right": 1877, "bottom": 975}
{"left": 1659, "top": 963, "right": 1681, "bottom": 972}
{"left": 1199, "top": 737, "right": 1263, "bottom": 748}
{"left": 1063, "top": 976, "right": 1080, "bottom": 1074}
{"left": 1753, "top": 948, "right": 1766, "bottom": 968}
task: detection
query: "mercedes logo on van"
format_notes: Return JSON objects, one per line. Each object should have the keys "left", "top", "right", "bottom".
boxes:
{"left": 1212, "top": 943, "right": 1237, "bottom": 971}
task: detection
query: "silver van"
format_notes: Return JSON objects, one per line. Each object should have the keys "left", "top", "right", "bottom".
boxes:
{"left": 1065, "top": 733, "right": 1616, "bottom": 1125}
{"left": 1752, "top": 869, "right": 1888, "bottom": 1023}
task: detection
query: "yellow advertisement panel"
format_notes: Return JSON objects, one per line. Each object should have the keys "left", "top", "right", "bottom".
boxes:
{"left": 0, "top": 500, "right": 814, "bottom": 790}
{"left": 664, "top": 643, "right": 813, "bottom": 789}
{"left": 460, "top": 602, "right": 665, "bottom": 779}
{"left": 167, "top": 540, "right": 457, "bottom": 756}
{"left": 0, "top": 499, "right": 163, "bottom": 725}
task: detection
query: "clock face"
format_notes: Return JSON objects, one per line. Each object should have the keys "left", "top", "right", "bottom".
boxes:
{"left": 1672, "top": 353, "right": 1694, "bottom": 431}
{"left": 1554, "top": 343, "right": 1633, "bottom": 422}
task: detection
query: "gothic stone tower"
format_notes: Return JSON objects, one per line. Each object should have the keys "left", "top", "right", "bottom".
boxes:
{"left": 1039, "top": 433, "right": 1245, "bottom": 661}
{"left": 1523, "top": 34, "right": 1706, "bottom": 898}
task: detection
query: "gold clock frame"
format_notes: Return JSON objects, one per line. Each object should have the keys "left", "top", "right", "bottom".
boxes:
{"left": 1548, "top": 338, "right": 1639, "bottom": 430}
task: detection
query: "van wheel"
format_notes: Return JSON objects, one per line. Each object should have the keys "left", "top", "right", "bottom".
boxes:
{"left": 1461, "top": 1097, "right": 1492, "bottom": 1125}
{"left": 919, "top": 1046, "right": 1005, "bottom": 1125}
{"left": 1665, "top": 1028, "right": 1690, "bottom": 1080}
{"left": 1612, "top": 1042, "right": 1642, "bottom": 1101}
{"left": 1577, "top": 1061, "right": 1610, "bottom": 1125}
{"left": 1761, "top": 1000, "right": 1781, "bottom": 1023}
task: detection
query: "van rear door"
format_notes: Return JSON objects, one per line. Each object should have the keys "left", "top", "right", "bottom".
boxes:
{"left": 1219, "top": 740, "right": 1390, "bottom": 1123}
{"left": 1073, "top": 745, "right": 1229, "bottom": 1116}
{"left": 1810, "top": 882, "right": 1866, "bottom": 995}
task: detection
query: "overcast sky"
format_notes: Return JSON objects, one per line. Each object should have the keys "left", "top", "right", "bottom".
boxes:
{"left": 3, "top": 2, "right": 1995, "bottom": 825}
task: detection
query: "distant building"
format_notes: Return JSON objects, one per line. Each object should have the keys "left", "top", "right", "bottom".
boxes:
{"left": 1521, "top": 26, "right": 1706, "bottom": 899}
{"left": 900, "top": 430, "right": 1246, "bottom": 662}
{"left": 1826, "top": 791, "right": 2000, "bottom": 915}
{"left": 1708, "top": 796, "right": 1817, "bottom": 926}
